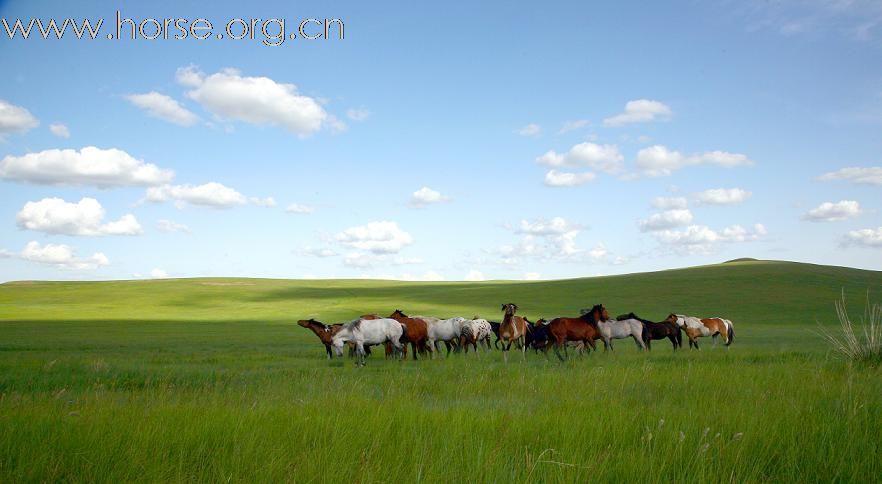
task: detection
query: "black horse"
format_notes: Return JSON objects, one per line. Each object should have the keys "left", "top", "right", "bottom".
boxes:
{"left": 617, "top": 312, "right": 682, "bottom": 350}
{"left": 524, "top": 318, "right": 552, "bottom": 353}
{"left": 489, "top": 321, "right": 502, "bottom": 349}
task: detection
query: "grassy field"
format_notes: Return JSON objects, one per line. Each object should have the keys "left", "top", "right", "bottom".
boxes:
{"left": 1, "top": 259, "right": 881, "bottom": 482}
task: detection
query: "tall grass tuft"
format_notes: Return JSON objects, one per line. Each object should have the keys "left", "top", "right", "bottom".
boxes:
{"left": 819, "top": 291, "right": 882, "bottom": 365}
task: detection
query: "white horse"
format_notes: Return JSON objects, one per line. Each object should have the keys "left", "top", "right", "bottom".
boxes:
{"left": 460, "top": 318, "right": 492, "bottom": 353}
{"left": 597, "top": 317, "right": 646, "bottom": 350}
{"left": 426, "top": 317, "right": 467, "bottom": 357}
{"left": 332, "top": 318, "right": 404, "bottom": 366}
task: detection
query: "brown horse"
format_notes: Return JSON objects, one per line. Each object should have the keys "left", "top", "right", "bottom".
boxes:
{"left": 297, "top": 319, "right": 343, "bottom": 359}
{"left": 360, "top": 314, "right": 408, "bottom": 359}
{"left": 388, "top": 310, "right": 431, "bottom": 360}
{"left": 499, "top": 303, "right": 528, "bottom": 361}
{"left": 664, "top": 314, "right": 734, "bottom": 350}
{"left": 547, "top": 304, "right": 608, "bottom": 361}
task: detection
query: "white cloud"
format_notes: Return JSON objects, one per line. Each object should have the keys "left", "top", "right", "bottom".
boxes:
{"left": 652, "top": 196, "right": 688, "bottom": 210}
{"left": 336, "top": 221, "right": 414, "bottom": 254}
{"left": 695, "top": 188, "right": 752, "bottom": 206}
{"left": 639, "top": 209, "right": 694, "bottom": 231}
{"left": 177, "top": 66, "right": 329, "bottom": 137}
{"left": 558, "top": 119, "right": 590, "bottom": 134}
{"left": 343, "top": 252, "right": 378, "bottom": 268}
{"left": 499, "top": 217, "right": 593, "bottom": 262}
{"left": 146, "top": 182, "right": 247, "bottom": 208}
{"left": 463, "top": 270, "right": 485, "bottom": 281}
{"left": 157, "top": 219, "right": 190, "bottom": 233}
{"left": 410, "top": 187, "right": 450, "bottom": 207}
{"left": 0, "top": 147, "right": 174, "bottom": 188}
{"left": 636, "top": 145, "right": 753, "bottom": 177}
{"left": 603, "top": 99, "right": 672, "bottom": 127}
{"left": 517, "top": 217, "right": 579, "bottom": 236}
{"left": 589, "top": 244, "right": 608, "bottom": 259}
{"left": 346, "top": 108, "right": 370, "bottom": 122}
{"left": 804, "top": 200, "right": 862, "bottom": 222}
{"left": 150, "top": 268, "right": 169, "bottom": 279}
{"left": 286, "top": 203, "right": 315, "bottom": 214}
{"left": 0, "top": 249, "right": 12, "bottom": 258}
{"left": 517, "top": 123, "right": 542, "bottom": 136}
{"left": 537, "top": 142, "right": 623, "bottom": 174}
{"left": 845, "top": 227, "right": 882, "bottom": 247}
{"left": 523, "top": 272, "right": 542, "bottom": 280}
{"left": 250, "top": 196, "right": 276, "bottom": 207}
{"left": 301, "top": 246, "right": 338, "bottom": 258}
{"left": 0, "top": 99, "right": 39, "bottom": 136}
{"left": 653, "top": 223, "right": 766, "bottom": 254}
{"left": 20, "top": 241, "right": 109, "bottom": 270}
{"left": 543, "top": 169, "right": 596, "bottom": 187}
{"left": 16, "top": 198, "right": 142, "bottom": 236}
{"left": 818, "top": 167, "right": 882, "bottom": 186}
{"left": 48, "top": 123, "right": 70, "bottom": 138}
{"left": 126, "top": 92, "right": 199, "bottom": 127}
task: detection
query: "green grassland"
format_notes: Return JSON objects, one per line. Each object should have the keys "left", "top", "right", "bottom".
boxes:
{"left": 1, "top": 260, "right": 881, "bottom": 482}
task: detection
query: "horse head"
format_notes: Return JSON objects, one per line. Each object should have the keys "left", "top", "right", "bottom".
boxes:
{"left": 664, "top": 313, "right": 681, "bottom": 326}
{"left": 501, "top": 303, "right": 518, "bottom": 316}
{"left": 390, "top": 309, "right": 408, "bottom": 318}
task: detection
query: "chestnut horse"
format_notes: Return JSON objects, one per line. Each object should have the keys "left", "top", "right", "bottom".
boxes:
{"left": 388, "top": 310, "right": 431, "bottom": 360}
{"left": 297, "top": 319, "right": 342, "bottom": 359}
{"left": 665, "top": 314, "right": 734, "bottom": 350}
{"left": 499, "top": 303, "right": 528, "bottom": 362}
{"left": 547, "top": 304, "right": 608, "bottom": 361}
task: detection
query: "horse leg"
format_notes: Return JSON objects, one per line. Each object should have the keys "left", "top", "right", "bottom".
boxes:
{"left": 553, "top": 341, "right": 566, "bottom": 362}
{"left": 634, "top": 334, "right": 645, "bottom": 350}
{"left": 325, "top": 343, "right": 332, "bottom": 359}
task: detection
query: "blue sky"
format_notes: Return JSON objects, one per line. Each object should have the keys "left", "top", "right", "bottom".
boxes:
{"left": 1, "top": 0, "right": 881, "bottom": 282}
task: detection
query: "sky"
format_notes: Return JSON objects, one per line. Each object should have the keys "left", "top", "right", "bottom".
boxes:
{"left": 1, "top": 0, "right": 881, "bottom": 282}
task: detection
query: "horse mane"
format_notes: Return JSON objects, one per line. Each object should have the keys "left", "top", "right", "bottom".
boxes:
{"left": 579, "top": 304, "right": 603, "bottom": 323}
{"left": 392, "top": 309, "right": 409, "bottom": 318}
{"left": 623, "top": 312, "right": 656, "bottom": 325}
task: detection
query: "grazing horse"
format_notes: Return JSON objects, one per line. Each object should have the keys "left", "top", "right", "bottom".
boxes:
{"left": 297, "top": 319, "right": 343, "bottom": 359}
{"left": 590, "top": 310, "right": 646, "bottom": 351}
{"left": 619, "top": 312, "right": 682, "bottom": 350}
{"left": 361, "top": 314, "right": 406, "bottom": 359}
{"left": 388, "top": 310, "right": 431, "bottom": 360}
{"left": 499, "top": 303, "right": 528, "bottom": 361}
{"left": 547, "top": 304, "right": 608, "bottom": 361}
{"left": 665, "top": 314, "right": 734, "bottom": 350}
{"left": 460, "top": 318, "right": 492, "bottom": 353}
{"left": 489, "top": 321, "right": 502, "bottom": 349}
{"left": 332, "top": 318, "right": 404, "bottom": 367}
{"left": 426, "top": 317, "right": 467, "bottom": 357}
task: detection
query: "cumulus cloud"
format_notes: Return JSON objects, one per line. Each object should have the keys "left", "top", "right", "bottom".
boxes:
{"left": 16, "top": 198, "right": 142, "bottom": 236}
{"left": 145, "top": 182, "right": 247, "bottom": 208}
{"left": 558, "top": 119, "right": 590, "bottom": 134}
{"left": 640, "top": 209, "right": 694, "bottom": 231}
{"left": 695, "top": 188, "right": 752, "bottom": 206}
{"left": 653, "top": 223, "right": 766, "bottom": 254}
{"left": 463, "top": 270, "right": 486, "bottom": 281}
{"left": 652, "top": 196, "right": 689, "bottom": 210}
{"left": 19, "top": 241, "right": 109, "bottom": 270}
{"left": 543, "top": 169, "right": 596, "bottom": 187}
{"left": 0, "top": 99, "right": 39, "bottom": 136}
{"left": 177, "top": 66, "right": 329, "bottom": 137}
{"left": 516, "top": 217, "right": 580, "bottom": 236}
{"left": 537, "top": 142, "right": 624, "bottom": 174}
{"left": 157, "top": 219, "right": 190, "bottom": 233}
{"left": 844, "top": 227, "right": 882, "bottom": 247}
{"left": 346, "top": 108, "right": 370, "bottom": 122}
{"left": 636, "top": 145, "right": 753, "bottom": 177}
{"left": 0, "top": 147, "right": 174, "bottom": 187}
{"left": 126, "top": 91, "right": 199, "bottom": 126}
{"left": 49, "top": 123, "right": 70, "bottom": 138}
{"left": 250, "top": 196, "right": 276, "bottom": 207}
{"left": 603, "top": 99, "right": 672, "bottom": 126}
{"left": 410, "top": 187, "right": 450, "bottom": 207}
{"left": 497, "top": 217, "right": 601, "bottom": 263}
{"left": 286, "top": 203, "right": 315, "bottom": 214}
{"left": 818, "top": 167, "right": 882, "bottom": 186}
{"left": 804, "top": 200, "right": 862, "bottom": 222}
{"left": 336, "top": 221, "right": 414, "bottom": 254}
{"left": 517, "top": 123, "right": 542, "bottom": 136}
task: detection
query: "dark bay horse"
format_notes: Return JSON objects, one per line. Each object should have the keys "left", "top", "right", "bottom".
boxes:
{"left": 618, "top": 312, "right": 682, "bottom": 350}
{"left": 547, "top": 304, "right": 608, "bottom": 361}
{"left": 297, "top": 318, "right": 343, "bottom": 359}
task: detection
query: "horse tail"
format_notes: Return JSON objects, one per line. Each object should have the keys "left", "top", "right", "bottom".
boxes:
{"left": 726, "top": 320, "right": 734, "bottom": 346}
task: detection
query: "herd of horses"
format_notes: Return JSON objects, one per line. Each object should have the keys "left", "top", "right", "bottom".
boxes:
{"left": 298, "top": 304, "right": 735, "bottom": 366}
